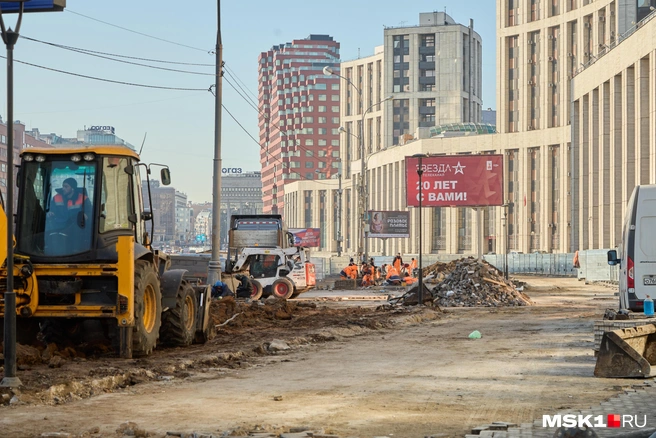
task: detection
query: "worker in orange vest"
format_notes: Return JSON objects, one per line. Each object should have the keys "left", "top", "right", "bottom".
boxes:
{"left": 385, "top": 264, "right": 402, "bottom": 285}
{"left": 393, "top": 253, "right": 403, "bottom": 274}
{"left": 409, "top": 258, "right": 418, "bottom": 276}
{"left": 361, "top": 263, "right": 374, "bottom": 287}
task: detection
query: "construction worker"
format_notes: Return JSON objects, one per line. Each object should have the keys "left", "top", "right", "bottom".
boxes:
{"left": 409, "top": 257, "right": 418, "bottom": 276}
{"left": 361, "top": 263, "right": 374, "bottom": 287}
{"left": 393, "top": 253, "right": 403, "bottom": 274}
{"left": 384, "top": 264, "right": 402, "bottom": 285}
{"left": 211, "top": 280, "right": 234, "bottom": 299}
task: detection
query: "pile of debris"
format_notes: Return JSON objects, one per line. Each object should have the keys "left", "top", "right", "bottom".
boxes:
{"left": 420, "top": 257, "right": 532, "bottom": 307}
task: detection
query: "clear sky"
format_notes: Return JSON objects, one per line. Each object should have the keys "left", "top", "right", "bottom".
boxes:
{"left": 0, "top": 0, "right": 496, "bottom": 203}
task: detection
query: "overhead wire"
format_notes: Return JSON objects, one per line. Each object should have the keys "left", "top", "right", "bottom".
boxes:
{"left": 66, "top": 9, "right": 209, "bottom": 53}
{"left": 0, "top": 55, "right": 210, "bottom": 91}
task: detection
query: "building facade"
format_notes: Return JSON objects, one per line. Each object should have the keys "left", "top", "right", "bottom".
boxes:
{"left": 142, "top": 180, "right": 176, "bottom": 246}
{"left": 258, "top": 35, "right": 341, "bottom": 216}
{"left": 0, "top": 121, "right": 53, "bottom": 207}
{"left": 286, "top": 3, "right": 656, "bottom": 258}
{"left": 175, "top": 191, "right": 191, "bottom": 245}
{"left": 220, "top": 170, "right": 264, "bottom": 245}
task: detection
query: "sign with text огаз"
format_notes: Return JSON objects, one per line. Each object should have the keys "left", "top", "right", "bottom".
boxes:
{"left": 368, "top": 211, "right": 410, "bottom": 238}
{"left": 405, "top": 155, "right": 504, "bottom": 207}
{"left": 289, "top": 228, "right": 321, "bottom": 247}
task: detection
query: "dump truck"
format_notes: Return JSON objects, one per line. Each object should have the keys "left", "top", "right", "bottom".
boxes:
{"left": 0, "top": 145, "right": 213, "bottom": 358}
{"left": 223, "top": 214, "right": 316, "bottom": 299}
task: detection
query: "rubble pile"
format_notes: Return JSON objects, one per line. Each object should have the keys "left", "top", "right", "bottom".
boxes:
{"left": 423, "top": 257, "right": 532, "bottom": 307}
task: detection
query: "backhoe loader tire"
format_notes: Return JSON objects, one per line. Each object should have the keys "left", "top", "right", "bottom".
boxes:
{"left": 132, "top": 260, "right": 162, "bottom": 356}
{"left": 250, "top": 279, "right": 263, "bottom": 300}
{"left": 160, "top": 282, "right": 197, "bottom": 347}
{"left": 271, "top": 278, "right": 294, "bottom": 300}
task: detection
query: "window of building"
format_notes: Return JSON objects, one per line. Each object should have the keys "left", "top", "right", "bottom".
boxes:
{"left": 319, "top": 94, "right": 327, "bottom": 101}
{"left": 305, "top": 150, "right": 314, "bottom": 157}
{"left": 318, "top": 139, "right": 327, "bottom": 146}
{"left": 331, "top": 95, "right": 339, "bottom": 101}
{"left": 305, "top": 139, "right": 314, "bottom": 146}
{"left": 305, "top": 161, "right": 314, "bottom": 168}
{"left": 318, "top": 128, "right": 327, "bottom": 135}
{"left": 318, "top": 106, "right": 327, "bottom": 112}
{"left": 421, "top": 34, "right": 435, "bottom": 47}
{"left": 318, "top": 117, "right": 327, "bottom": 124}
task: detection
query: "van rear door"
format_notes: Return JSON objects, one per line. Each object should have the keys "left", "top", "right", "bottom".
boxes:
{"left": 630, "top": 187, "right": 656, "bottom": 310}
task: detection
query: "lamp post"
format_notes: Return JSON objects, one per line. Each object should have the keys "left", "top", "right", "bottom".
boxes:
{"left": 324, "top": 66, "right": 393, "bottom": 263}
{"left": 503, "top": 203, "right": 511, "bottom": 280}
{"left": 412, "top": 153, "right": 428, "bottom": 306}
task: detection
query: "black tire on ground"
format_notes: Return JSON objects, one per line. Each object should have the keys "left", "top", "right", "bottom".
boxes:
{"left": 271, "top": 278, "right": 294, "bottom": 300}
{"left": 132, "top": 260, "right": 162, "bottom": 356}
{"left": 250, "top": 279, "right": 263, "bottom": 300}
{"left": 160, "top": 281, "right": 197, "bottom": 347}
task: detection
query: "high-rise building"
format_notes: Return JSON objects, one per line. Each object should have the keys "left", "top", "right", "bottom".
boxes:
{"left": 258, "top": 35, "right": 341, "bottom": 216}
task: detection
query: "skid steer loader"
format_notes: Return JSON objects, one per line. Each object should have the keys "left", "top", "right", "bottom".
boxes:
{"left": 0, "top": 145, "right": 213, "bottom": 358}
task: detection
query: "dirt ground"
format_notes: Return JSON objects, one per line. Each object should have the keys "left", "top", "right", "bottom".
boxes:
{"left": 0, "top": 276, "right": 648, "bottom": 438}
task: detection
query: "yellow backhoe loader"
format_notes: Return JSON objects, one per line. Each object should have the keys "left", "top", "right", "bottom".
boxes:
{"left": 0, "top": 145, "right": 212, "bottom": 358}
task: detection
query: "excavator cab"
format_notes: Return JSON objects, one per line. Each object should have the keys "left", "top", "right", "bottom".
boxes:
{"left": 16, "top": 149, "right": 148, "bottom": 262}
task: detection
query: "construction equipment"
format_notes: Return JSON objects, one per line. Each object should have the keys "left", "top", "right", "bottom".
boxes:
{"left": 594, "top": 324, "right": 656, "bottom": 378}
{"left": 0, "top": 145, "right": 213, "bottom": 358}
{"left": 223, "top": 214, "right": 316, "bottom": 299}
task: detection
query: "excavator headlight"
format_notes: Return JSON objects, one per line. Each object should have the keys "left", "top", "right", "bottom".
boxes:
{"left": 83, "top": 153, "right": 95, "bottom": 161}
{"left": 71, "top": 154, "right": 82, "bottom": 162}
{"left": 23, "top": 154, "right": 34, "bottom": 162}
{"left": 35, "top": 155, "right": 46, "bottom": 163}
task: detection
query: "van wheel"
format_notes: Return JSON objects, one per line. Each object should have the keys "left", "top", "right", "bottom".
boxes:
{"left": 271, "top": 278, "right": 294, "bottom": 299}
{"left": 161, "top": 282, "right": 197, "bottom": 347}
{"left": 133, "top": 260, "right": 162, "bottom": 356}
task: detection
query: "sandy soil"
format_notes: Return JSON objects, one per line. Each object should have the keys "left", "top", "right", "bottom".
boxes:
{"left": 0, "top": 276, "right": 643, "bottom": 438}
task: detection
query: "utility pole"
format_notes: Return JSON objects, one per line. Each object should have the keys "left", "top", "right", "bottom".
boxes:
{"left": 208, "top": 0, "right": 223, "bottom": 286}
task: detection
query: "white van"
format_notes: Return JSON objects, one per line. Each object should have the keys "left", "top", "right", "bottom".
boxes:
{"left": 607, "top": 185, "right": 656, "bottom": 311}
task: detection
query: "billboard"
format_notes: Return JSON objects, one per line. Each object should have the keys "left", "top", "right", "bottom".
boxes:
{"left": 367, "top": 211, "right": 410, "bottom": 238}
{"left": 289, "top": 228, "right": 321, "bottom": 247}
{"left": 405, "top": 155, "right": 504, "bottom": 207}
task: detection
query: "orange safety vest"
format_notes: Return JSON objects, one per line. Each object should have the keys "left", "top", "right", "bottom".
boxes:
{"left": 410, "top": 259, "right": 417, "bottom": 271}
{"left": 386, "top": 266, "right": 400, "bottom": 279}
{"left": 54, "top": 192, "right": 86, "bottom": 209}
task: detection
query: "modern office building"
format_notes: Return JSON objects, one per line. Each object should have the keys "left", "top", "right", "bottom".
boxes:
{"left": 285, "top": 12, "right": 485, "bottom": 256}
{"left": 258, "top": 35, "right": 341, "bottom": 216}
{"left": 287, "top": 2, "right": 656, "bottom": 257}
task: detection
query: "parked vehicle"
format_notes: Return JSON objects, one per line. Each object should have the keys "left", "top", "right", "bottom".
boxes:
{"left": 607, "top": 184, "right": 656, "bottom": 311}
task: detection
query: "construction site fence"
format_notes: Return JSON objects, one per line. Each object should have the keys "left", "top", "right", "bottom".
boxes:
{"left": 310, "top": 249, "right": 619, "bottom": 283}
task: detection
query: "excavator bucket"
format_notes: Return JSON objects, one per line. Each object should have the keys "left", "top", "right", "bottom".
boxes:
{"left": 594, "top": 324, "right": 656, "bottom": 378}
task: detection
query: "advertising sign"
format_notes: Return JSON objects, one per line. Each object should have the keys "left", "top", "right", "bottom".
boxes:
{"left": 405, "top": 155, "right": 504, "bottom": 207}
{"left": 367, "top": 211, "right": 410, "bottom": 238}
{"left": 289, "top": 228, "right": 321, "bottom": 247}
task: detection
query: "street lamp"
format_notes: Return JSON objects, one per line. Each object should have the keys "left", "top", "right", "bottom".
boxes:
{"left": 502, "top": 203, "right": 511, "bottom": 280}
{"left": 412, "top": 154, "right": 428, "bottom": 306}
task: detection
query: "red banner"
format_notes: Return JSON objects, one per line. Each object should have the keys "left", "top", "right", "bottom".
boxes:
{"left": 405, "top": 155, "right": 504, "bottom": 207}
{"left": 289, "top": 228, "right": 321, "bottom": 247}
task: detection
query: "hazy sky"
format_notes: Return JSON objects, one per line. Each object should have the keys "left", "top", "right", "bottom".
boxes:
{"left": 0, "top": 0, "right": 496, "bottom": 203}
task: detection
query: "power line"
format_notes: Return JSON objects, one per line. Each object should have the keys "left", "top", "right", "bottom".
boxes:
{"left": 2, "top": 55, "right": 210, "bottom": 91}
{"left": 66, "top": 9, "right": 209, "bottom": 53}
{"left": 223, "top": 64, "right": 259, "bottom": 105}
{"left": 21, "top": 36, "right": 214, "bottom": 67}
{"left": 19, "top": 37, "right": 215, "bottom": 76}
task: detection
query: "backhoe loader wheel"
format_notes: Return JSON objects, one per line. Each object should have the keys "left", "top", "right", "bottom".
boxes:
{"left": 132, "top": 260, "right": 162, "bottom": 356}
{"left": 250, "top": 279, "right": 263, "bottom": 300}
{"left": 160, "top": 282, "right": 197, "bottom": 347}
{"left": 271, "top": 278, "right": 294, "bottom": 300}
